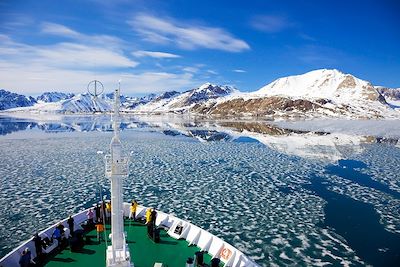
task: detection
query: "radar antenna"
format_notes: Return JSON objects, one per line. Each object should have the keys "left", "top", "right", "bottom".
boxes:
{"left": 87, "top": 80, "right": 105, "bottom": 112}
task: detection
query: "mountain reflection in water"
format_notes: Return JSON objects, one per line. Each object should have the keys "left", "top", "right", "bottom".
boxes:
{"left": 1, "top": 115, "right": 398, "bottom": 162}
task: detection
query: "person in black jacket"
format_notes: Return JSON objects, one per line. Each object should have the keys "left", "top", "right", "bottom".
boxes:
{"left": 67, "top": 216, "right": 74, "bottom": 236}
{"left": 33, "top": 233, "right": 42, "bottom": 258}
{"left": 150, "top": 209, "right": 157, "bottom": 227}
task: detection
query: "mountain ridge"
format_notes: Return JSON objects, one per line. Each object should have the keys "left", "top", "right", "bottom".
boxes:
{"left": 197, "top": 69, "right": 397, "bottom": 119}
{"left": 37, "top": 92, "right": 75, "bottom": 103}
{"left": 252, "top": 69, "right": 385, "bottom": 104}
{"left": 1, "top": 69, "right": 399, "bottom": 118}
{"left": 0, "top": 89, "right": 36, "bottom": 110}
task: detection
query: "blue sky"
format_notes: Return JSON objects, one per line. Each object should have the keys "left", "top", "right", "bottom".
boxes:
{"left": 0, "top": 0, "right": 399, "bottom": 96}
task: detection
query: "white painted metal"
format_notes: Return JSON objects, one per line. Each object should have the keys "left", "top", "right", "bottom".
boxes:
{"left": 197, "top": 232, "right": 213, "bottom": 252}
{"left": 208, "top": 237, "right": 224, "bottom": 259}
{"left": 106, "top": 83, "right": 131, "bottom": 267}
{"left": 187, "top": 226, "right": 202, "bottom": 246}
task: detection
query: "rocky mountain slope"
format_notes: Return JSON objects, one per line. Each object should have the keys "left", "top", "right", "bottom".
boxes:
{"left": 376, "top": 87, "right": 400, "bottom": 100}
{"left": 375, "top": 87, "right": 400, "bottom": 108}
{"left": 199, "top": 69, "right": 397, "bottom": 119}
{"left": 0, "top": 89, "right": 36, "bottom": 110}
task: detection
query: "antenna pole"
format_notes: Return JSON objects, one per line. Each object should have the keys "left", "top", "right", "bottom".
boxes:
{"left": 105, "top": 81, "right": 131, "bottom": 267}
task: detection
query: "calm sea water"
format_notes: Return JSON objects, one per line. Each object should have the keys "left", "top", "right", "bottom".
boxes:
{"left": 0, "top": 115, "right": 399, "bottom": 266}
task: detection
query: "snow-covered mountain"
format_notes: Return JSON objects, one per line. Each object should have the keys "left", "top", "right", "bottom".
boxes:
{"left": 134, "top": 83, "right": 238, "bottom": 113}
{"left": 122, "top": 93, "right": 158, "bottom": 110}
{"left": 0, "top": 89, "right": 36, "bottom": 110}
{"left": 183, "top": 83, "right": 237, "bottom": 105}
{"left": 6, "top": 94, "right": 111, "bottom": 113}
{"left": 204, "top": 69, "right": 398, "bottom": 119}
{"left": 376, "top": 87, "right": 400, "bottom": 100}
{"left": 253, "top": 69, "right": 385, "bottom": 103}
{"left": 130, "top": 91, "right": 180, "bottom": 112}
{"left": 153, "top": 91, "right": 180, "bottom": 102}
{"left": 37, "top": 92, "right": 75, "bottom": 103}
{"left": 1, "top": 69, "right": 399, "bottom": 118}
{"left": 105, "top": 92, "right": 144, "bottom": 109}
{"left": 375, "top": 87, "right": 400, "bottom": 107}
{"left": 62, "top": 94, "right": 111, "bottom": 113}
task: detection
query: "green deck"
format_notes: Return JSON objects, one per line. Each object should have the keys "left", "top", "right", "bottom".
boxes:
{"left": 42, "top": 220, "right": 217, "bottom": 267}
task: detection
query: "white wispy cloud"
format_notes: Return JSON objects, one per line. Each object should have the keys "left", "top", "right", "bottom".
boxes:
{"left": 6, "top": 23, "right": 136, "bottom": 69}
{"left": 233, "top": 69, "right": 246, "bottom": 73}
{"left": 132, "top": 50, "right": 181, "bottom": 58}
{"left": 0, "top": 30, "right": 198, "bottom": 95}
{"left": 128, "top": 14, "right": 250, "bottom": 52}
{"left": 41, "top": 22, "right": 81, "bottom": 38}
{"left": 251, "top": 15, "right": 293, "bottom": 33}
{"left": 0, "top": 14, "right": 35, "bottom": 31}
{"left": 40, "top": 43, "right": 138, "bottom": 68}
{"left": 0, "top": 35, "right": 138, "bottom": 70}
{"left": 41, "top": 22, "right": 124, "bottom": 49}
{"left": 0, "top": 58, "right": 198, "bottom": 95}
{"left": 207, "top": 70, "right": 218, "bottom": 75}
{"left": 182, "top": 66, "right": 199, "bottom": 73}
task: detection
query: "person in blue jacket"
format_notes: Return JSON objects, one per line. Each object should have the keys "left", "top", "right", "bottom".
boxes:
{"left": 52, "top": 227, "right": 61, "bottom": 244}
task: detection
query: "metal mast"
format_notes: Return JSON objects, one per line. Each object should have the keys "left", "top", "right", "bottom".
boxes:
{"left": 105, "top": 81, "right": 131, "bottom": 267}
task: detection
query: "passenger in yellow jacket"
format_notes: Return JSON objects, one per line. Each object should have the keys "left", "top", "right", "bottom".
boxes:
{"left": 129, "top": 200, "right": 138, "bottom": 220}
{"left": 105, "top": 201, "right": 111, "bottom": 223}
{"left": 145, "top": 208, "right": 152, "bottom": 224}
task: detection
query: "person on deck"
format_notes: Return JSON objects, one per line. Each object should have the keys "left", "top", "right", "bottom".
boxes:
{"left": 87, "top": 208, "right": 94, "bottom": 227}
{"left": 19, "top": 248, "right": 35, "bottom": 267}
{"left": 52, "top": 226, "right": 61, "bottom": 244}
{"left": 145, "top": 208, "right": 152, "bottom": 224}
{"left": 56, "top": 223, "right": 65, "bottom": 236}
{"left": 150, "top": 209, "right": 157, "bottom": 227}
{"left": 96, "top": 220, "right": 105, "bottom": 243}
{"left": 67, "top": 216, "right": 74, "bottom": 235}
{"left": 41, "top": 236, "right": 52, "bottom": 249}
{"left": 33, "top": 233, "right": 42, "bottom": 258}
{"left": 95, "top": 204, "right": 101, "bottom": 222}
{"left": 105, "top": 201, "right": 111, "bottom": 223}
{"left": 129, "top": 200, "right": 138, "bottom": 221}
